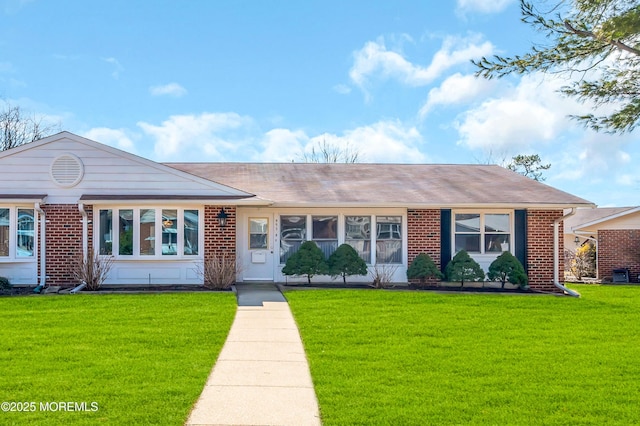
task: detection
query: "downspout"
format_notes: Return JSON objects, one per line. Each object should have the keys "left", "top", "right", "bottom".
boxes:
{"left": 554, "top": 208, "right": 580, "bottom": 297}
{"left": 34, "top": 202, "right": 46, "bottom": 289}
{"left": 78, "top": 203, "right": 88, "bottom": 259}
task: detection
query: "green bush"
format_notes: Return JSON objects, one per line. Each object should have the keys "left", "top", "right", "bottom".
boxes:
{"left": 407, "top": 253, "right": 443, "bottom": 286}
{"left": 0, "top": 276, "right": 11, "bottom": 291}
{"left": 282, "top": 241, "right": 329, "bottom": 284}
{"left": 445, "top": 250, "right": 485, "bottom": 285}
{"left": 487, "top": 251, "right": 528, "bottom": 289}
{"left": 328, "top": 244, "right": 368, "bottom": 284}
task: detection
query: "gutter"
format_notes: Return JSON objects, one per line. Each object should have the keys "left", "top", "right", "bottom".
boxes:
{"left": 34, "top": 202, "right": 46, "bottom": 289}
{"left": 554, "top": 208, "right": 580, "bottom": 297}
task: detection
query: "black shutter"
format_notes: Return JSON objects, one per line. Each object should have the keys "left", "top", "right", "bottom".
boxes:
{"left": 514, "top": 209, "right": 527, "bottom": 271}
{"left": 440, "top": 209, "right": 451, "bottom": 273}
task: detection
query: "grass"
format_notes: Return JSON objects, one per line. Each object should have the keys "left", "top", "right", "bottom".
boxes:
{"left": 0, "top": 292, "right": 236, "bottom": 425}
{"left": 286, "top": 285, "right": 640, "bottom": 425}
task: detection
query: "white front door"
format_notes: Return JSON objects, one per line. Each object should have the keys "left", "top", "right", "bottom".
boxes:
{"left": 240, "top": 212, "right": 275, "bottom": 281}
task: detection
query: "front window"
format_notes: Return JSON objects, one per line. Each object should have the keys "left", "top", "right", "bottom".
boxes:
{"left": 376, "top": 216, "right": 402, "bottom": 263}
{"left": 0, "top": 207, "right": 36, "bottom": 258}
{"left": 455, "top": 212, "right": 511, "bottom": 253}
{"left": 280, "top": 215, "right": 306, "bottom": 263}
{"left": 98, "top": 207, "right": 201, "bottom": 258}
{"left": 345, "top": 216, "right": 371, "bottom": 263}
{"left": 313, "top": 216, "right": 338, "bottom": 259}
{"left": 162, "top": 209, "right": 178, "bottom": 255}
{"left": 17, "top": 209, "right": 34, "bottom": 257}
{"left": 0, "top": 209, "right": 9, "bottom": 257}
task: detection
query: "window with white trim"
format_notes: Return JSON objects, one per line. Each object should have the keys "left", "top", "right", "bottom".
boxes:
{"left": 0, "top": 207, "right": 35, "bottom": 258}
{"left": 345, "top": 216, "right": 371, "bottom": 263}
{"left": 97, "top": 207, "right": 202, "bottom": 258}
{"left": 376, "top": 216, "right": 402, "bottom": 263}
{"left": 312, "top": 216, "right": 338, "bottom": 259}
{"left": 454, "top": 212, "right": 511, "bottom": 254}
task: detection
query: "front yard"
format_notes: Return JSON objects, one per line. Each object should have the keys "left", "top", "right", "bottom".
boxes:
{"left": 286, "top": 285, "right": 640, "bottom": 425}
{"left": 0, "top": 293, "right": 236, "bottom": 425}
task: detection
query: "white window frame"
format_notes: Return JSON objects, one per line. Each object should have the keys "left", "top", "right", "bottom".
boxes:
{"left": 277, "top": 210, "right": 405, "bottom": 266}
{"left": 0, "top": 206, "right": 37, "bottom": 261}
{"left": 94, "top": 206, "right": 203, "bottom": 260}
{"left": 452, "top": 210, "right": 514, "bottom": 256}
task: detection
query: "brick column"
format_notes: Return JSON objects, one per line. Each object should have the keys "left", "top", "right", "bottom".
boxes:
{"left": 42, "top": 204, "right": 83, "bottom": 286}
{"left": 407, "top": 209, "right": 441, "bottom": 285}
{"left": 204, "top": 205, "right": 237, "bottom": 260}
{"left": 597, "top": 230, "right": 640, "bottom": 283}
{"left": 527, "top": 210, "right": 564, "bottom": 292}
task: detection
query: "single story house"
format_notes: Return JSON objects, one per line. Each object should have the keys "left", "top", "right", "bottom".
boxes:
{"left": 565, "top": 207, "right": 640, "bottom": 283}
{"left": 0, "top": 132, "right": 595, "bottom": 292}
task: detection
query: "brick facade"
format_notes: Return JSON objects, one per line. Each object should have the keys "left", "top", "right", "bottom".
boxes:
{"left": 204, "top": 205, "right": 237, "bottom": 260}
{"left": 598, "top": 230, "right": 640, "bottom": 283}
{"left": 42, "top": 204, "right": 84, "bottom": 286}
{"left": 407, "top": 209, "right": 441, "bottom": 285}
{"left": 527, "top": 210, "right": 564, "bottom": 292}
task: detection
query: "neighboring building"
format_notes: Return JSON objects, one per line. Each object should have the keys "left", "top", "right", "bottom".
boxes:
{"left": 565, "top": 207, "right": 640, "bottom": 283}
{"left": 0, "top": 132, "right": 594, "bottom": 292}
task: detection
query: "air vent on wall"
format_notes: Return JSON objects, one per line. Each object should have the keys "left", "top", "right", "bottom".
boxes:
{"left": 50, "top": 154, "right": 84, "bottom": 187}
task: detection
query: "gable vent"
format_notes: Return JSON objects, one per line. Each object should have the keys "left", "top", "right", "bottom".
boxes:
{"left": 50, "top": 154, "right": 84, "bottom": 187}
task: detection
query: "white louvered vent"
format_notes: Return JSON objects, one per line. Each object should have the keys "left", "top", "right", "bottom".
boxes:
{"left": 50, "top": 154, "right": 84, "bottom": 187}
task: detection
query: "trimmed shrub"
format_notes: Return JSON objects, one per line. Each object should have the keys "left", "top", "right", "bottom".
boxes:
{"left": 445, "top": 250, "right": 485, "bottom": 285}
{"left": 407, "top": 253, "right": 443, "bottom": 286}
{"left": 328, "top": 244, "right": 368, "bottom": 284}
{"left": 0, "top": 276, "right": 11, "bottom": 292}
{"left": 487, "top": 251, "right": 528, "bottom": 289}
{"left": 282, "top": 240, "right": 329, "bottom": 284}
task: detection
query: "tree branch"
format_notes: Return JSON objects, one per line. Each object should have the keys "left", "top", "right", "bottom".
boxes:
{"left": 564, "top": 20, "right": 640, "bottom": 56}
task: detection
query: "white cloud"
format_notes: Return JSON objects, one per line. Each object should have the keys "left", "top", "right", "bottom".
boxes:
{"left": 419, "top": 73, "right": 496, "bottom": 117}
{"left": 83, "top": 127, "right": 137, "bottom": 153}
{"left": 295, "top": 121, "right": 427, "bottom": 164}
{"left": 103, "top": 57, "right": 124, "bottom": 79}
{"left": 149, "top": 83, "right": 187, "bottom": 97}
{"left": 137, "top": 112, "right": 255, "bottom": 161}
{"left": 349, "top": 34, "right": 494, "bottom": 97}
{"left": 456, "top": 0, "right": 515, "bottom": 15}
{"left": 455, "top": 73, "right": 581, "bottom": 152}
{"left": 258, "top": 128, "right": 307, "bottom": 162}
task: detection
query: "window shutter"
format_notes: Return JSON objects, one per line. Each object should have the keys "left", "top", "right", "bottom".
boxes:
{"left": 514, "top": 209, "right": 527, "bottom": 271}
{"left": 440, "top": 209, "right": 451, "bottom": 273}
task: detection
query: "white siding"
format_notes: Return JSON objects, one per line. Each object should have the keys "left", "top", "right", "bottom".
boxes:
{"left": 0, "top": 133, "right": 249, "bottom": 204}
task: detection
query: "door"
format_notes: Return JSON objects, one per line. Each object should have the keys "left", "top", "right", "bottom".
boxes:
{"left": 242, "top": 213, "right": 275, "bottom": 281}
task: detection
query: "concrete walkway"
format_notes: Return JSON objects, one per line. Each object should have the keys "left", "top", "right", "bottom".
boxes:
{"left": 185, "top": 283, "right": 322, "bottom": 426}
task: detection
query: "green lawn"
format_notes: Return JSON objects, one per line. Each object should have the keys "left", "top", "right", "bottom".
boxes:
{"left": 286, "top": 285, "right": 640, "bottom": 425}
{"left": 0, "top": 293, "right": 236, "bottom": 425}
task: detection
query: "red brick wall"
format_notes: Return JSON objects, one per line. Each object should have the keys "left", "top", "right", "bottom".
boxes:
{"left": 407, "top": 209, "right": 441, "bottom": 285}
{"left": 42, "top": 204, "right": 83, "bottom": 286}
{"left": 598, "top": 230, "right": 640, "bottom": 283}
{"left": 527, "top": 210, "right": 563, "bottom": 292}
{"left": 204, "top": 205, "right": 237, "bottom": 260}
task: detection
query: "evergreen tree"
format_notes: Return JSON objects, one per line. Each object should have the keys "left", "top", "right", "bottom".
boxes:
{"left": 407, "top": 253, "right": 443, "bottom": 286}
{"left": 487, "top": 251, "right": 528, "bottom": 289}
{"left": 473, "top": 0, "right": 640, "bottom": 133}
{"left": 327, "top": 244, "right": 368, "bottom": 284}
{"left": 282, "top": 241, "right": 329, "bottom": 284}
{"left": 445, "top": 250, "right": 485, "bottom": 285}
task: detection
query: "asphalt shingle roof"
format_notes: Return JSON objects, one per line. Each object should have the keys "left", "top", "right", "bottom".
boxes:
{"left": 165, "top": 163, "right": 594, "bottom": 208}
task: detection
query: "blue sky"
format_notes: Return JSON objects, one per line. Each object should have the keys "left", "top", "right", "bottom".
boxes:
{"left": 1, "top": 0, "right": 638, "bottom": 207}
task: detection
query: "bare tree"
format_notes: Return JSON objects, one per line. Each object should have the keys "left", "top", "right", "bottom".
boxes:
{"left": 0, "top": 103, "right": 60, "bottom": 151}
{"left": 299, "top": 139, "right": 360, "bottom": 163}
